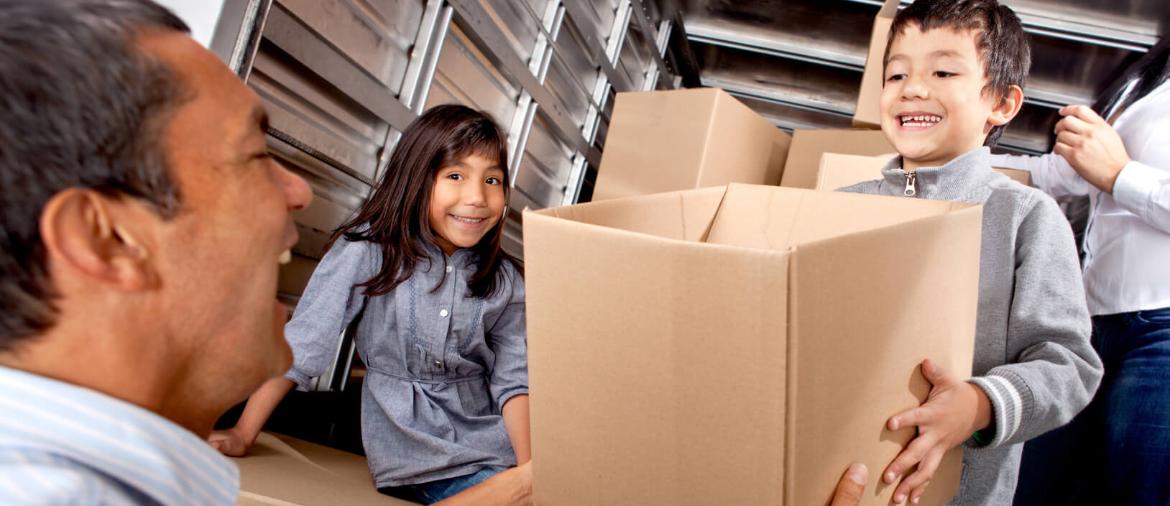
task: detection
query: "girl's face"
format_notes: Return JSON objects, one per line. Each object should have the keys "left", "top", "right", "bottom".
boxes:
{"left": 429, "top": 152, "right": 506, "bottom": 255}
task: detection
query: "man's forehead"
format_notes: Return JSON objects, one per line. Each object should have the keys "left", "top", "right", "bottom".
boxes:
{"left": 136, "top": 30, "right": 260, "bottom": 115}
{"left": 135, "top": 30, "right": 264, "bottom": 150}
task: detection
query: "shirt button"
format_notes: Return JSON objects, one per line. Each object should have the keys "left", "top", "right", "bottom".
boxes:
{"left": 434, "top": 360, "right": 444, "bottom": 369}
{"left": 440, "top": 309, "right": 449, "bottom": 317}
{"left": 445, "top": 265, "right": 452, "bottom": 273}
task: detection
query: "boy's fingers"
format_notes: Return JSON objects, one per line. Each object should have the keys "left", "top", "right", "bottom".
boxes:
{"left": 910, "top": 480, "right": 931, "bottom": 505}
{"left": 895, "top": 447, "right": 944, "bottom": 502}
{"left": 888, "top": 405, "right": 932, "bottom": 431}
{"left": 883, "top": 433, "right": 935, "bottom": 484}
{"left": 920, "top": 358, "right": 955, "bottom": 386}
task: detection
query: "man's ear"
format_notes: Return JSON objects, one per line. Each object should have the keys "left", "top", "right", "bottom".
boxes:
{"left": 988, "top": 84, "right": 1025, "bottom": 127}
{"left": 39, "top": 189, "right": 156, "bottom": 291}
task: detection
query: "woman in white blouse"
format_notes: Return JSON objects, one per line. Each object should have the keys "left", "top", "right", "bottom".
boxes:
{"left": 992, "top": 37, "right": 1170, "bottom": 506}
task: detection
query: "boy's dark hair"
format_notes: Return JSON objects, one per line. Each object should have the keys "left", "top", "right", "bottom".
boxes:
{"left": 0, "top": 0, "right": 191, "bottom": 350}
{"left": 332, "top": 104, "right": 518, "bottom": 299}
{"left": 884, "top": 0, "right": 1031, "bottom": 146}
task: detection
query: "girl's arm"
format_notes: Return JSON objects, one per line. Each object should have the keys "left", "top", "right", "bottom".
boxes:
{"left": 209, "top": 238, "right": 373, "bottom": 456}
{"left": 487, "top": 264, "right": 531, "bottom": 464}
{"left": 208, "top": 377, "right": 295, "bottom": 456}
{"left": 501, "top": 394, "right": 530, "bottom": 463}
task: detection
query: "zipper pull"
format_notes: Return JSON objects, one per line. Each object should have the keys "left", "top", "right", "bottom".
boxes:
{"left": 904, "top": 171, "right": 917, "bottom": 197}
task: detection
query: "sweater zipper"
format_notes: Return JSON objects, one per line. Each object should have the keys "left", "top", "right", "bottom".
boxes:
{"left": 903, "top": 171, "right": 918, "bottom": 197}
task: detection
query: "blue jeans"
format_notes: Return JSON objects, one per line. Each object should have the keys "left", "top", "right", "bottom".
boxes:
{"left": 1014, "top": 308, "right": 1170, "bottom": 506}
{"left": 379, "top": 467, "right": 501, "bottom": 504}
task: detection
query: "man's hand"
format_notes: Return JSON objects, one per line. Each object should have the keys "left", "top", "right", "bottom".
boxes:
{"left": 883, "top": 360, "right": 990, "bottom": 505}
{"left": 830, "top": 463, "right": 868, "bottom": 506}
{"left": 1054, "top": 105, "right": 1132, "bottom": 193}
{"left": 207, "top": 427, "right": 251, "bottom": 457}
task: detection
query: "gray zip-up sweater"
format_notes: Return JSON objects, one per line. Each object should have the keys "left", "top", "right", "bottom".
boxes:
{"left": 839, "top": 147, "right": 1103, "bottom": 505}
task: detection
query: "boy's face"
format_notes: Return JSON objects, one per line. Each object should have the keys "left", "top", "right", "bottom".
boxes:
{"left": 880, "top": 25, "right": 1021, "bottom": 171}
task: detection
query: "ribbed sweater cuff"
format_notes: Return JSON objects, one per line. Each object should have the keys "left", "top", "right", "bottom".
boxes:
{"left": 969, "top": 371, "right": 1032, "bottom": 448}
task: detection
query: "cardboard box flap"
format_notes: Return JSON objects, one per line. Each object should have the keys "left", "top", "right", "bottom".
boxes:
{"left": 784, "top": 206, "right": 982, "bottom": 506}
{"left": 706, "top": 184, "right": 969, "bottom": 251}
{"left": 237, "top": 432, "right": 412, "bottom": 505}
{"left": 524, "top": 209, "right": 791, "bottom": 505}
{"left": 536, "top": 186, "right": 727, "bottom": 243}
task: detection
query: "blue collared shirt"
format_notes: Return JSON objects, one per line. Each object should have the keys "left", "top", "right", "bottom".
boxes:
{"left": 284, "top": 238, "right": 528, "bottom": 488}
{"left": 0, "top": 365, "right": 239, "bottom": 505}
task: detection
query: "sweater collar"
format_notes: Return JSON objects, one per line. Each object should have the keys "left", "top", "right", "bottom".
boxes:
{"left": 879, "top": 147, "right": 994, "bottom": 203}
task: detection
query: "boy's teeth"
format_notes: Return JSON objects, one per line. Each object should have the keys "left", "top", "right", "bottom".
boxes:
{"left": 900, "top": 114, "right": 942, "bottom": 127}
{"left": 278, "top": 249, "right": 291, "bottom": 265}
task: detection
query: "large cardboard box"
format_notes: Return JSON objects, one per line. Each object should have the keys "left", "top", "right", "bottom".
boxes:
{"left": 236, "top": 432, "right": 415, "bottom": 505}
{"left": 854, "top": 0, "right": 900, "bottom": 128}
{"left": 816, "top": 152, "right": 1034, "bottom": 190}
{"left": 524, "top": 184, "right": 982, "bottom": 505}
{"left": 780, "top": 128, "right": 894, "bottom": 189}
{"left": 593, "top": 88, "right": 791, "bottom": 201}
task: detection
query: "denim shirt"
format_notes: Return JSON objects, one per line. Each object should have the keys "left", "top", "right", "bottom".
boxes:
{"left": 284, "top": 238, "right": 527, "bottom": 488}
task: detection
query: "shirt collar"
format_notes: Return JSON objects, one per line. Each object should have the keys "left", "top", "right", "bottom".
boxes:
{"left": 0, "top": 365, "right": 239, "bottom": 505}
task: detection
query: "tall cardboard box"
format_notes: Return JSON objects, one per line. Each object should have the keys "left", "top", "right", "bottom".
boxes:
{"left": 592, "top": 88, "right": 791, "bottom": 201}
{"left": 524, "top": 184, "right": 982, "bottom": 505}
{"left": 815, "top": 152, "right": 1034, "bottom": 190}
{"left": 854, "top": 0, "right": 900, "bottom": 128}
{"left": 780, "top": 129, "right": 894, "bottom": 189}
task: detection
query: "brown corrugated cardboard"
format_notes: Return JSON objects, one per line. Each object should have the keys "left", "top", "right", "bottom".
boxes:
{"left": 592, "top": 88, "right": 791, "bottom": 201}
{"left": 816, "top": 152, "right": 1034, "bottom": 190}
{"left": 780, "top": 129, "right": 894, "bottom": 189}
{"left": 236, "top": 432, "right": 415, "bottom": 505}
{"left": 524, "top": 184, "right": 982, "bottom": 505}
{"left": 854, "top": 0, "right": 900, "bottom": 128}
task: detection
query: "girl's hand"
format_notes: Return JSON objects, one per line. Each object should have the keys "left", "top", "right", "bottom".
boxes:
{"left": 1054, "top": 105, "right": 1132, "bottom": 193}
{"left": 208, "top": 427, "right": 251, "bottom": 457}
{"left": 882, "top": 359, "right": 991, "bottom": 505}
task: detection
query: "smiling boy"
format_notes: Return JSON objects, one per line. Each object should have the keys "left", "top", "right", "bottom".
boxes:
{"left": 839, "top": 1, "right": 1103, "bottom": 505}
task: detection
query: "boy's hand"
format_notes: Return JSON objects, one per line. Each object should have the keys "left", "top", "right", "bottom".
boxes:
{"left": 1054, "top": 104, "right": 1131, "bottom": 193}
{"left": 208, "top": 427, "right": 252, "bottom": 457}
{"left": 883, "top": 359, "right": 991, "bottom": 505}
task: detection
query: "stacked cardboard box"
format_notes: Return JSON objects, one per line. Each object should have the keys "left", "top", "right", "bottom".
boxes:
{"left": 524, "top": 184, "right": 981, "bottom": 505}
{"left": 592, "top": 87, "right": 792, "bottom": 201}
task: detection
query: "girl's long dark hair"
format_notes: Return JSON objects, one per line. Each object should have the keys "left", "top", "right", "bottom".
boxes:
{"left": 1094, "top": 35, "right": 1170, "bottom": 120}
{"left": 327, "top": 104, "right": 518, "bottom": 298}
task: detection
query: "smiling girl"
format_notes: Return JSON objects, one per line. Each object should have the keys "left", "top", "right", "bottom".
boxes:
{"left": 210, "top": 105, "right": 529, "bottom": 504}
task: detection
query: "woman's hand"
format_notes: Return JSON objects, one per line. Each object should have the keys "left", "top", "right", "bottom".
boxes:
{"left": 1054, "top": 105, "right": 1132, "bottom": 193}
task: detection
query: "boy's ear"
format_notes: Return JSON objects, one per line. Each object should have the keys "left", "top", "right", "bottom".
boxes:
{"left": 988, "top": 84, "right": 1025, "bottom": 127}
{"left": 39, "top": 189, "right": 158, "bottom": 292}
